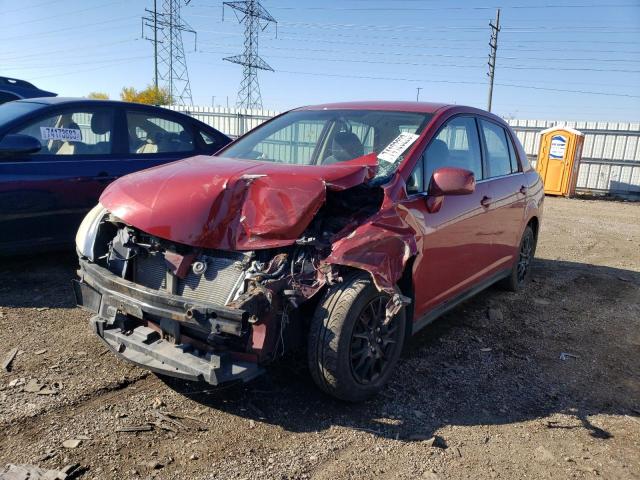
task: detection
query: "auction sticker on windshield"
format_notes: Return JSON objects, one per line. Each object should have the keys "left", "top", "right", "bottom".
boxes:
{"left": 40, "top": 127, "right": 82, "bottom": 142}
{"left": 377, "top": 132, "right": 419, "bottom": 164}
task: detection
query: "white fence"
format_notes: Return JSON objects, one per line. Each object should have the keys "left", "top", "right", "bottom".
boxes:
{"left": 165, "top": 105, "right": 278, "bottom": 138}
{"left": 169, "top": 105, "right": 640, "bottom": 197}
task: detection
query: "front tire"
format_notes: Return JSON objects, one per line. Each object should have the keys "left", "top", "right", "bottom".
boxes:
{"left": 307, "top": 272, "right": 406, "bottom": 402}
{"left": 500, "top": 225, "right": 536, "bottom": 292}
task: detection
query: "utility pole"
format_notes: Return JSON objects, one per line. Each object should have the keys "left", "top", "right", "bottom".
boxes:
{"left": 487, "top": 8, "right": 500, "bottom": 112}
{"left": 142, "top": 0, "right": 197, "bottom": 105}
{"left": 223, "top": 0, "right": 277, "bottom": 109}
{"left": 142, "top": 0, "right": 160, "bottom": 89}
{"left": 416, "top": 87, "right": 422, "bottom": 102}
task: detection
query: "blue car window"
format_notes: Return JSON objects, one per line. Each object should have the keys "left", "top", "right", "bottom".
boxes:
{"left": 13, "top": 109, "right": 113, "bottom": 156}
{"left": 126, "top": 111, "right": 194, "bottom": 154}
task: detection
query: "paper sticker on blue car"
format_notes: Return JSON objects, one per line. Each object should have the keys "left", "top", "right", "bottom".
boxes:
{"left": 40, "top": 126, "right": 82, "bottom": 142}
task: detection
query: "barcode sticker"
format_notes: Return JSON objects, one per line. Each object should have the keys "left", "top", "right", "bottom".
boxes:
{"left": 377, "top": 132, "right": 419, "bottom": 164}
{"left": 40, "top": 127, "right": 82, "bottom": 142}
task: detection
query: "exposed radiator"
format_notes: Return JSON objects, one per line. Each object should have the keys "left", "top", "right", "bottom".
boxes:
{"left": 133, "top": 250, "right": 246, "bottom": 307}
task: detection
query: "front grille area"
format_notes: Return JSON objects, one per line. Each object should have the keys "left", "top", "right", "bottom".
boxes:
{"left": 133, "top": 251, "right": 246, "bottom": 307}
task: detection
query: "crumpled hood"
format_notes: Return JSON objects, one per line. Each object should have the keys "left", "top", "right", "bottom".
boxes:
{"left": 100, "top": 154, "right": 378, "bottom": 250}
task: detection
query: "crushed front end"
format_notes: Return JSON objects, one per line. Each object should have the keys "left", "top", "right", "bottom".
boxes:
{"left": 73, "top": 181, "right": 385, "bottom": 386}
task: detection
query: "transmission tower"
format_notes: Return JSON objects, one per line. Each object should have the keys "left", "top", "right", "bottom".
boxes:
{"left": 223, "top": 0, "right": 276, "bottom": 109}
{"left": 142, "top": 0, "right": 196, "bottom": 105}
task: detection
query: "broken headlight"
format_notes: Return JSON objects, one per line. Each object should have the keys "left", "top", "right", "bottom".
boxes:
{"left": 75, "top": 203, "right": 108, "bottom": 261}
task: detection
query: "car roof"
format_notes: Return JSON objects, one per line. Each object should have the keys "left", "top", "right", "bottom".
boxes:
{"left": 15, "top": 97, "right": 164, "bottom": 108}
{"left": 295, "top": 101, "right": 452, "bottom": 114}
{"left": 13, "top": 97, "right": 202, "bottom": 122}
{"left": 0, "top": 76, "right": 57, "bottom": 99}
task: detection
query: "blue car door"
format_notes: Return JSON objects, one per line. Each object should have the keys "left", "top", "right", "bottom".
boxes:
{"left": 114, "top": 107, "right": 204, "bottom": 177}
{"left": 0, "top": 105, "right": 118, "bottom": 253}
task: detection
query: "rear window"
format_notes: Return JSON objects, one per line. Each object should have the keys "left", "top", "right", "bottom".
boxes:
{"left": 0, "top": 101, "right": 43, "bottom": 125}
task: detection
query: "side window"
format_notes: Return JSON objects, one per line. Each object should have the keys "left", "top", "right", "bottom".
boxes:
{"left": 199, "top": 129, "right": 228, "bottom": 152}
{"left": 506, "top": 133, "right": 520, "bottom": 172}
{"left": 13, "top": 109, "right": 113, "bottom": 155}
{"left": 423, "top": 116, "right": 482, "bottom": 185}
{"left": 480, "top": 119, "right": 512, "bottom": 177}
{"left": 127, "top": 111, "right": 194, "bottom": 154}
{"left": 406, "top": 156, "right": 424, "bottom": 194}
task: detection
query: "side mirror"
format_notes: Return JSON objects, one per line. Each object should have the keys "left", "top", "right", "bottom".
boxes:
{"left": 425, "top": 167, "right": 475, "bottom": 213}
{"left": 0, "top": 134, "right": 42, "bottom": 157}
{"left": 428, "top": 167, "right": 475, "bottom": 196}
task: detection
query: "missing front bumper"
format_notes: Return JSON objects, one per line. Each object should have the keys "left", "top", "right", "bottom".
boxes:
{"left": 73, "top": 261, "right": 263, "bottom": 386}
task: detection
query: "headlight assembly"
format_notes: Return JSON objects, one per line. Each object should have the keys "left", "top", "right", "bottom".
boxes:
{"left": 75, "top": 203, "right": 108, "bottom": 261}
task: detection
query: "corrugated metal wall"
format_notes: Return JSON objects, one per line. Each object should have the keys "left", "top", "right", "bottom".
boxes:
{"left": 169, "top": 106, "right": 640, "bottom": 197}
{"left": 165, "top": 105, "right": 278, "bottom": 138}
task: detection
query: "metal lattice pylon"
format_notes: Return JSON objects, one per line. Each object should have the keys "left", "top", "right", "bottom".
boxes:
{"left": 145, "top": 0, "right": 196, "bottom": 105}
{"left": 223, "top": 0, "right": 276, "bottom": 109}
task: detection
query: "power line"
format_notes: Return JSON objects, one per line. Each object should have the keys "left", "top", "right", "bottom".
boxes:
{"left": 198, "top": 48, "right": 640, "bottom": 74}
{"left": 4, "top": 1, "right": 128, "bottom": 28}
{"left": 25, "top": 57, "right": 149, "bottom": 81}
{"left": 196, "top": 3, "right": 639, "bottom": 11}
{"left": 0, "top": 17, "right": 132, "bottom": 42}
{"left": 271, "top": 69, "right": 640, "bottom": 99}
{"left": 197, "top": 40, "right": 640, "bottom": 63}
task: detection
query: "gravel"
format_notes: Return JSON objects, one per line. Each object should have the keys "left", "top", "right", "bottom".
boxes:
{"left": 0, "top": 196, "right": 638, "bottom": 479}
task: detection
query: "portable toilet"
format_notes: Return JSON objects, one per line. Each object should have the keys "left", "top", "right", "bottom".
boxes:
{"left": 536, "top": 125, "right": 585, "bottom": 197}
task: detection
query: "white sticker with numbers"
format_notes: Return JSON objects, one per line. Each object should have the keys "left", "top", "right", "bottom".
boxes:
{"left": 40, "top": 127, "right": 82, "bottom": 142}
{"left": 377, "top": 132, "right": 419, "bottom": 164}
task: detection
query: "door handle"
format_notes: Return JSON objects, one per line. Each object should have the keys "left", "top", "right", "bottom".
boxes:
{"left": 480, "top": 195, "right": 492, "bottom": 207}
{"left": 519, "top": 185, "right": 528, "bottom": 195}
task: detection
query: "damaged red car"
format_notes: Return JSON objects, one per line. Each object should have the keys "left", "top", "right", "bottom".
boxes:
{"left": 73, "top": 102, "right": 543, "bottom": 401}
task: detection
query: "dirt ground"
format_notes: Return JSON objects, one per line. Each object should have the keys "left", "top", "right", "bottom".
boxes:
{"left": 1, "top": 196, "right": 639, "bottom": 480}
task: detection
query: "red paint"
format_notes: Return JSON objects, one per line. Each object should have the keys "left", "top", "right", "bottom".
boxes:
{"left": 100, "top": 153, "right": 377, "bottom": 250}
{"left": 100, "top": 103, "right": 544, "bottom": 326}
{"left": 429, "top": 167, "right": 476, "bottom": 196}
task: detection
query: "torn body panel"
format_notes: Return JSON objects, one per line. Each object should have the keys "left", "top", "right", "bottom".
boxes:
{"left": 99, "top": 154, "right": 378, "bottom": 251}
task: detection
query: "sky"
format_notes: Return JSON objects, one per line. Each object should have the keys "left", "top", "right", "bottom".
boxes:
{"left": 1, "top": 0, "right": 639, "bottom": 121}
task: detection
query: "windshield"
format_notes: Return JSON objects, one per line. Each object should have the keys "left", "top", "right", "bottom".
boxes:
{"left": 0, "top": 101, "right": 43, "bottom": 126}
{"left": 221, "top": 109, "right": 432, "bottom": 179}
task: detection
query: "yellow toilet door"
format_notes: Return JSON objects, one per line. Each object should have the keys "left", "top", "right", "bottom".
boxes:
{"left": 542, "top": 133, "right": 569, "bottom": 195}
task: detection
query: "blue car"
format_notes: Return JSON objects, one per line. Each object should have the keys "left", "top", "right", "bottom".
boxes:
{"left": 0, "top": 76, "right": 57, "bottom": 104}
{"left": 0, "top": 97, "right": 231, "bottom": 255}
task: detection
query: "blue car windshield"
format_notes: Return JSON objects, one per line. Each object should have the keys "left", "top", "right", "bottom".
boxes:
{"left": 0, "top": 101, "right": 43, "bottom": 126}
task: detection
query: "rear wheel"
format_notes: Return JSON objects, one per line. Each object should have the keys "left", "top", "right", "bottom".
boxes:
{"left": 500, "top": 225, "right": 536, "bottom": 292}
{"left": 307, "top": 273, "right": 406, "bottom": 402}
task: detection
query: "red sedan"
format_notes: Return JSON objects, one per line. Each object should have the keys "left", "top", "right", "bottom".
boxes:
{"left": 74, "top": 101, "right": 543, "bottom": 401}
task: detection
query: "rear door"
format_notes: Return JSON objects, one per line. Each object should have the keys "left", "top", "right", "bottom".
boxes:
{"left": 118, "top": 108, "right": 204, "bottom": 176}
{"left": 477, "top": 118, "right": 527, "bottom": 273}
{"left": 0, "top": 105, "right": 117, "bottom": 252}
{"left": 403, "top": 115, "right": 492, "bottom": 317}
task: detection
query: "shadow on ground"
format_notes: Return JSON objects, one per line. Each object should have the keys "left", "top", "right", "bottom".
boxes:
{"left": 3, "top": 251, "right": 638, "bottom": 443}
{"left": 0, "top": 250, "right": 78, "bottom": 309}
{"left": 161, "top": 258, "right": 640, "bottom": 442}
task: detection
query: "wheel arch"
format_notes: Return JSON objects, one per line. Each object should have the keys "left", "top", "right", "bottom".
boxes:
{"left": 526, "top": 215, "right": 540, "bottom": 240}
